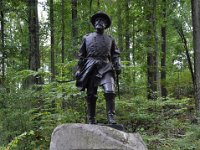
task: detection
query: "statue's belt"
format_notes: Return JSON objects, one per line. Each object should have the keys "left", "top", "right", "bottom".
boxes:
{"left": 86, "top": 56, "right": 109, "bottom": 62}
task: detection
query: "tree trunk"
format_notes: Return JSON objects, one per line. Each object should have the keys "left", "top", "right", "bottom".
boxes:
{"left": 147, "top": 0, "right": 157, "bottom": 99}
{"left": 131, "top": 11, "right": 136, "bottom": 95}
{"left": 191, "top": 0, "right": 200, "bottom": 115}
{"left": 0, "top": 0, "right": 5, "bottom": 85}
{"left": 50, "top": 0, "right": 55, "bottom": 81}
{"left": 161, "top": 0, "right": 167, "bottom": 97}
{"left": 61, "top": 0, "right": 65, "bottom": 63}
{"left": 152, "top": 0, "right": 160, "bottom": 96}
{"left": 89, "top": 0, "right": 92, "bottom": 15}
{"left": 132, "top": 19, "right": 135, "bottom": 66}
{"left": 117, "top": 1, "right": 123, "bottom": 54}
{"left": 71, "top": 0, "right": 78, "bottom": 51}
{"left": 89, "top": 0, "right": 93, "bottom": 32}
{"left": 97, "top": 0, "right": 100, "bottom": 9}
{"left": 125, "top": 0, "right": 130, "bottom": 60}
{"left": 27, "top": 0, "right": 41, "bottom": 85}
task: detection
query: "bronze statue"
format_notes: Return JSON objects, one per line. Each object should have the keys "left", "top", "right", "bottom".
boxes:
{"left": 76, "top": 12, "right": 121, "bottom": 124}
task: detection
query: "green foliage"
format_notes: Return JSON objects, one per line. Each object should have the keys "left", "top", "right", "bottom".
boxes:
{"left": 1, "top": 60, "right": 198, "bottom": 149}
{"left": 167, "top": 69, "right": 193, "bottom": 98}
{"left": 6, "top": 131, "right": 34, "bottom": 150}
{"left": 115, "top": 94, "right": 198, "bottom": 150}
{"left": 0, "top": 61, "right": 86, "bottom": 149}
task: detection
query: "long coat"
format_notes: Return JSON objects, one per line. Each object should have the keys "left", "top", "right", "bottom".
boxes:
{"left": 76, "top": 32, "right": 120, "bottom": 91}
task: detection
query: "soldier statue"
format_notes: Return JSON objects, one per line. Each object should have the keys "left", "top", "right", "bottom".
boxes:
{"left": 75, "top": 12, "right": 121, "bottom": 124}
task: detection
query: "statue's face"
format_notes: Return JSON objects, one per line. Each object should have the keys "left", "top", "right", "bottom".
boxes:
{"left": 95, "top": 17, "right": 107, "bottom": 32}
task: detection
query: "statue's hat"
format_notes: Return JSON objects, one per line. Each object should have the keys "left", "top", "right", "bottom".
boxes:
{"left": 90, "top": 12, "right": 111, "bottom": 29}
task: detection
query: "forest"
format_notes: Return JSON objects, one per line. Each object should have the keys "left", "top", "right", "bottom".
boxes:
{"left": 0, "top": 0, "right": 200, "bottom": 149}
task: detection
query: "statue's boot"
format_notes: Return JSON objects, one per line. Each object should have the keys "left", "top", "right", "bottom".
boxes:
{"left": 105, "top": 93, "right": 117, "bottom": 124}
{"left": 87, "top": 95, "right": 97, "bottom": 124}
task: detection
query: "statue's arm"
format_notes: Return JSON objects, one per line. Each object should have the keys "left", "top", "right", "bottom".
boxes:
{"left": 75, "top": 38, "right": 87, "bottom": 78}
{"left": 77, "top": 38, "right": 87, "bottom": 70}
{"left": 111, "top": 39, "right": 121, "bottom": 74}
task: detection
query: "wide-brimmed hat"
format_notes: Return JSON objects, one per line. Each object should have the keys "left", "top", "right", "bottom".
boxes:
{"left": 90, "top": 12, "right": 111, "bottom": 29}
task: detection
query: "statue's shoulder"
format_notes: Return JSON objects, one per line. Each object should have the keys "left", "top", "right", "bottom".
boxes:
{"left": 104, "top": 34, "right": 114, "bottom": 41}
{"left": 83, "top": 33, "right": 95, "bottom": 40}
{"left": 85, "top": 33, "right": 90, "bottom": 36}
{"left": 83, "top": 33, "right": 89, "bottom": 38}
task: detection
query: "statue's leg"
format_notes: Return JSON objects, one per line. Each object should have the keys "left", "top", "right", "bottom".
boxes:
{"left": 86, "top": 86, "right": 98, "bottom": 124}
{"left": 103, "top": 83, "right": 117, "bottom": 124}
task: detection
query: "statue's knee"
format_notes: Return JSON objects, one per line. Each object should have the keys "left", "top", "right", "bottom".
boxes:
{"left": 87, "top": 94, "right": 98, "bottom": 101}
{"left": 103, "top": 83, "right": 115, "bottom": 94}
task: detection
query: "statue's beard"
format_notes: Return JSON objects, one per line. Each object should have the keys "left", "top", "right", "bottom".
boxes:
{"left": 96, "top": 28, "right": 104, "bottom": 34}
{"left": 95, "top": 23, "right": 105, "bottom": 34}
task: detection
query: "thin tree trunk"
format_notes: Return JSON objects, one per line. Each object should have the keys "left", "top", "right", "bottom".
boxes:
{"left": 50, "top": 0, "right": 55, "bottom": 81}
{"left": 89, "top": 0, "right": 92, "bottom": 15}
{"left": 89, "top": 0, "right": 92, "bottom": 31}
{"left": 17, "top": 15, "right": 28, "bottom": 69}
{"left": 97, "top": 0, "right": 100, "bottom": 9}
{"left": 191, "top": 0, "right": 200, "bottom": 115}
{"left": 125, "top": 0, "right": 130, "bottom": 60}
{"left": 176, "top": 26, "right": 195, "bottom": 85}
{"left": 161, "top": 0, "right": 167, "bottom": 97}
{"left": 0, "top": 0, "right": 5, "bottom": 83}
{"left": 132, "top": 19, "right": 135, "bottom": 66}
{"left": 61, "top": 0, "right": 65, "bottom": 63}
{"left": 27, "top": 0, "right": 41, "bottom": 85}
{"left": 131, "top": 12, "right": 136, "bottom": 95}
{"left": 117, "top": 1, "right": 123, "bottom": 54}
{"left": 71, "top": 0, "right": 78, "bottom": 50}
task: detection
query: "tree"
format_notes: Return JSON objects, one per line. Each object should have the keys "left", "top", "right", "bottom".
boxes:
{"left": 71, "top": 0, "right": 78, "bottom": 51}
{"left": 0, "top": 0, "right": 5, "bottom": 85}
{"left": 50, "top": 0, "right": 55, "bottom": 80}
{"left": 88, "top": 0, "right": 93, "bottom": 32}
{"left": 97, "top": 0, "right": 100, "bottom": 9}
{"left": 27, "top": 0, "right": 41, "bottom": 85}
{"left": 160, "top": 0, "right": 167, "bottom": 97}
{"left": 191, "top": 0, "right": 200, "bottom": 115}
{"left": 117, "top": 1, "right": 123, "bottom": 53}
{"left": 125, "top": 0, "right": 130, "bottom": 60}
{"left": 61, "top": 0, "right": 65, "bottom": 64}
{"left": 146, "top": 0, "right": 157, "bottom": 99}
{"left": 152, "top": 0, "right": 160, "bottom": 96}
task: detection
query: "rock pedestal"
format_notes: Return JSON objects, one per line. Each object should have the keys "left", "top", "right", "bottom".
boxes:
{"left": 50, "top": 123, "right": 148, "bottom": 150}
